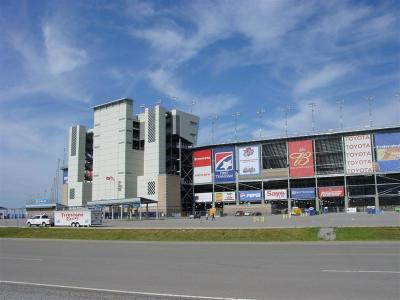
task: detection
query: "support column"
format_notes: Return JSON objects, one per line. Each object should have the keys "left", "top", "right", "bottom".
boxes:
{"left": 342, "top": 136, "right": 349, "bottom": 211}
{"left": 111, "top": 206, "right": 114, "bottom": 220}
{"left": 120, "top": 205, "right": 123, "bottom": 220}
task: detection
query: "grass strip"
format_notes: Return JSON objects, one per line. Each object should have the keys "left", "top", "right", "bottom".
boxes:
{"left": 335, "top": 227, "right": 400, "bottom": 241}
{"left": 0, "top": 227, "right": 398, "bottom": 242}
{"left": 0, "top": 227, "right": 319, "bottom": 242}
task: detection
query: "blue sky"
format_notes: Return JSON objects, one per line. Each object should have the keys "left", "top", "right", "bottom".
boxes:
{"left": 0, "top": 0, "right": 399, "bottom": 207}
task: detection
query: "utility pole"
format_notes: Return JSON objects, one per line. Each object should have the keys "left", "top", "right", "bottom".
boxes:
{"left": 209, "top": 115, "right": 218, "bottom": 144}
{"left": 232, "top": 112, "right": 241, "bottom": 142}
{"left": 256, "top": 108, "right": 266, "bottom": 138}
{"left": 308, "top": 102, "right": 317, "bottom": 132}
{"left": 189, "top": 100, "right": 196, "bottom": 114}
{"left": 336, "top": 99, "right": 344, "bottom": 130}
{"left": 282, "top": 105, "right": 291, "bottom": 137}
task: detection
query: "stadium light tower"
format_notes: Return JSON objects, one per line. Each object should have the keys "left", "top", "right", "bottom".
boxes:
{"left": 209, "top": 114, "right": 218, "bottom": 144}
{"left": 282, "top": 105, "right": 291, "bottom": 137}
{"left": 336, "top": 99, "right": 344, "bottom": 130}
{"left": 232, "top": 112, "right": 241, "bottom": 142}
{"left": 308, "top": 102, "right": 317, "bottom": 132}
{"left": 366, "top": 96, "right": 374, "bottom": 128}
{"left": 189, "top": 100, "right": 196, "bottom": 114}
{"left": 256, "top": 108, "right": 266, "bottom": 138}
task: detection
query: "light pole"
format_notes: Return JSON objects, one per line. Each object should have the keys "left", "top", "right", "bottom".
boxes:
{"left": 308, "top": 102, "right": 317, "bottom": 132}
{"left": 189, "top": 100, "right": 196, "bottom": 114}
{"left": 172, "top": 96, "right": 177, "bottom": 110}
{"left": 256, "top": 108, "right": 266, "bottom": 138}
{"left": 282, "top": 105, "right": 291, "bottom": 137}
{"left": 395, "top": 92, "right": 400, "bottom": 124}
{"left": 232, "top": 112, "right": 240, "bottom": 142}
{"left": 366, "top": 96, "right": 374, "bottom": 128}
{"left": 209, "top": 114, "right": 218, "bottom": 144}
{"left": 336, "top": 99, "right": 344, "bottom": 130}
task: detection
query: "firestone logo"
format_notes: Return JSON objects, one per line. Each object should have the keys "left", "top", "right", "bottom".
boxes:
{"left": 242, "top": 147, "right": 254, "bottom": 157}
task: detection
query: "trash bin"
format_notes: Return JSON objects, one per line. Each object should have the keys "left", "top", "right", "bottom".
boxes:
{"left": 323, "top": 207, "right": 329, "bottom": 214}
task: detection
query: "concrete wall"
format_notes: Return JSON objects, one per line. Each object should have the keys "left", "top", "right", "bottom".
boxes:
{"left": 223, "top": 204, "right": 271, "bottom": 216}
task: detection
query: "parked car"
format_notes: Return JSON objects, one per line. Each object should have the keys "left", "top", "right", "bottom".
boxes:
{"left": 244, "top": 212, "right": 251, "bottom": 216}
{"left": 26, "top": 215, "right": 54, "bottom": 227}
{"left": 234, "top": 210, "right": 245, "bottom": 216}
{"left": 252, "top": 211, "right": 262, "bottom": 216}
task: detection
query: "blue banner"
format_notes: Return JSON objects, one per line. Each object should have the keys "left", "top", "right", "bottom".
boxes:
{"left": 214, "top": 147, "right": 236, "bottom": 183}
{"left": 375, "top": 133, "right": 400, "bottom": 172}
{"left": 33, "top": 198, "right": 50, "bottom": 204}
{"left": 239, "top": 190, "right": 262, "bottom": 202}
{"left": 291, "top": 188, "right": 315, "bottom": 199}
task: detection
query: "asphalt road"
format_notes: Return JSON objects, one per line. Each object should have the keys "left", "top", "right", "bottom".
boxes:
{"left": 1, "top": 212, "right": 399, "bottom": 229}
{"left": 0, "top": 239, "right": 399, "bottom": 300}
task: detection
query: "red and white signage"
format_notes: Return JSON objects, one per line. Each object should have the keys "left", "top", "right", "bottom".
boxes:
{"left": 193, "top": 149, "right": 212, "bottom": 184}
{"left": 318, "top": 186, "right": 344, "bottom": 198}
{"left": 344, "top": 135, "right": 373, "bottom": 174}
{"left": 265, "top": 189, "right": 287, "bottom": 200}
{"left": 288, "top": 140, "right": 315, "bottom": 178}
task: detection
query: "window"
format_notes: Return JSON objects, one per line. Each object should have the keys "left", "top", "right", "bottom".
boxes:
{"left": 69, "top": 188, "right": 75, "bottom": 199}
{"left": 148, "top": 181, "right": 156, "bottom": 195}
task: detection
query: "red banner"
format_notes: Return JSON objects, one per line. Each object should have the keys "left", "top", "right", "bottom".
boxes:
{"left": 319, "top": 186, "right": 344, "bottom": 198}
{"left": 288, "top": 140, "right": 314, "bottom": 177}
{"left": 193, "top": 149, "right": 211, "bottom": 167}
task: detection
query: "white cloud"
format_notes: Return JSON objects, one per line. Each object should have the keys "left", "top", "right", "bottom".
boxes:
{"left": 43, "top": 23, "right": 88, "bottom": 76}
{"left": 294, "top": 64, "right": 353, "bottom": 95}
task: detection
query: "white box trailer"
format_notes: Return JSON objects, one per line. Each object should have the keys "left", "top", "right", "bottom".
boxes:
{"left": 54, "top": 210, "right": 102, "bottom": 227}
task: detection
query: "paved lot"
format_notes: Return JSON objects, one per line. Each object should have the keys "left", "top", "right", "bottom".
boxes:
{"left": 0, "top": 239, "right": 399, "bottom": 300}
{"left": 1, "top": 212, "right": 399, "bottom": 229}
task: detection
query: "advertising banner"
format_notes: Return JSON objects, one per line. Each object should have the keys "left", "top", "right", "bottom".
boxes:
{"left": 214, "top": 147, "right": 236, "bottom": 183}
{"left": 318, "top": 186, "right": 344, "bottom": 198}
{"left": 291, "top": 188, "right": 315, "bottom": 199}
{"left": 375, "top": 133, "right": 400, "bottom": 172}
{"left": 238, "top": 145, "right": 260, "bottom": 176}
{"left": 265, "top": 189, "right": 287, "bottom": 200}
{"left": 344, "top": 135, "right": 373, "bottom": 174}
{"left": 288, "top": 140, "right": 315, "bottom": 177}
{"left": 63, "top": 169, "right": 68, "bottom": 184}
{"left": 239, "top": 190, "right": 262, "bottom": 202}
{"left": 193, "top": 149, "right": 212, "bottom": 184}
{"left": 215, "top": 191, "right": 236, "bottom": 202}
{"left": 194, "top": 193, "right": 213, "bottom": 203}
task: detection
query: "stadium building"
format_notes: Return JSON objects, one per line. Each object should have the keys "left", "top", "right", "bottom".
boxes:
{"left": 64, "top": 97, "right": 400, "bottom": 216}
{"left": 192, "top": 126, "right": 400, "bottom": 216}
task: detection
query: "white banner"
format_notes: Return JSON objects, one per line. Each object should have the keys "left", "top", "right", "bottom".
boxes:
{"left": 194, "top": 193, "right": 213, "bottom": 203}
{"left": 215, "top": 191, "right": 236, "bottom": 202}
{"left": 265, "top": 189, "right": 287, "bottom": 200}
{"left": 238, "top": 145, "right": 260, "bottom": 176}
{"left": 193, "top": 167, "right": 212, "bottom": 184}
{"left": 344, "top": 135, "right": 373, "bottom": 174}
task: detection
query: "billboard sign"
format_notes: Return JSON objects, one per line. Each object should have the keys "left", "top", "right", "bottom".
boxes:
{"left": 214, "top": 147, "right": 236, "bottom": 183}
{"left": 318, "top": 186, "right": 344, "bottom": 198}
{"left": 375, "top": 133, "right": 400, "bottom": 172}
{"left": 288, "top": 140, "right": 315, "bottom": 177}
{"left": 193, "top": 149, "right": 212, "bottom": 184}
{"left": 344, "top": 135, "right": 373, "bottom": 174}
{"left": 291, "top": 188, "right": 315, "bottom": 199}
{"left": 265, "top": 189, "right": 287, "bottom": 200}
{"left": 215, "top": 191, "right": 236, "bottom": 202}
{"left": 63, "top": 169, "right": 68, "bottom": 184}
{"left": 194, "top": 193, "right": 213, "bottom": 203}
{"left": 239, "top": 190, "right": 262, "bottom": 202}
{"left": 238, "top": 145, "right": 260, "bottom": 176}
